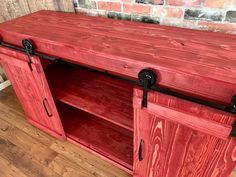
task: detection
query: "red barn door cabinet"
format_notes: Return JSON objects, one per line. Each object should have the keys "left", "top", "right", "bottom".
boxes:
{"left": 0, "top": 11, "right": 236, "bottom": 177}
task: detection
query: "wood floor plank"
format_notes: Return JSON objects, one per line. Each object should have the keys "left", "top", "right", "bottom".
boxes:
{"left": 50, "top": 140, "right": 132, "bottom": 177}
{"left": 231, "top": 171, "right": 236, "bottom": 177}
{"left": 0, "top": 118, "right": 58, "bottom": 167}
{"left": 49, "top": 155, "right": 98, "bottom": 177}
{"left": 0, "top": 138, "right": 61, "bottom": 177}
{"left": 0, "top": 156, "right": 28, "bottom": 177}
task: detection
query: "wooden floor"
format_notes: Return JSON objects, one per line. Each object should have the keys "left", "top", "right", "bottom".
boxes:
{"left": 0, "top": 86, "right": 132, "bottom": 177}
{"left": 0, "top": 86, "right": 235, "bottom": 177}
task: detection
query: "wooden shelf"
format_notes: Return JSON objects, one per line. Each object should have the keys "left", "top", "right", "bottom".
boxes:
{"left": 57, "top": 102, "right": 133, "bottom": 170}
{"left": 45, "top": 63, "right": 134, "bottom": 131}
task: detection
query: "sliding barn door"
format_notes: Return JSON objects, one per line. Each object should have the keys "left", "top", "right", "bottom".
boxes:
{"left": 0, "top": 47, "right": 65, "bottom": 138}
{"left": 133, "top": 87, "right": 236, "bottom": 177}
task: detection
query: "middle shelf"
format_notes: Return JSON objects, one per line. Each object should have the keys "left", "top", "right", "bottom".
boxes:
{"left": 45, "top": 63, "right": 134, "bottom": 131}
{"left": 56, "top": 102, "right": 133, "bottom": 169}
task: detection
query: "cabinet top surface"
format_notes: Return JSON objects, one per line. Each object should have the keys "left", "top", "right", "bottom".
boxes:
{"left": 0, "top": 10, "right": 236, "bottom": 85}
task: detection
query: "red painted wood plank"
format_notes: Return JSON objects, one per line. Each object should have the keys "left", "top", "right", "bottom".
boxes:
{"left": 57, "top": 102, "right": 133, "bottom": 170}
{"left": 0, "top": 46, "right": 29, "bottom": 62}
{"left": 133, "top": 87, "right": 236, "bottom": 177}
{"left": 1, "top": 15, "right": 235, "bottom": 78}
{"left": 133, "top": 97, "right": 232, "bottom": 140}
{"left": 16, "top": 11, "right": 236, "bottom": 57}
{"left": 134, "top": 87, "right": 236, "bottom": 125}
{"left": 27, "top": 119, "right": 64, "bottom": 140}
{"left": 0, "top": 11, "right": 236, "bottom": 104}
{"left": 45, "top": 63, "right": 134, "bottom": 131}
{"left": 0, "top": 48, "right": 65, "bottom": 138}
{"left": 6, "top": 10, "right": 236, "bottom": 45}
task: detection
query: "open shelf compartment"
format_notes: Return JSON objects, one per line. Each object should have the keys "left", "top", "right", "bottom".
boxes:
{"left": 56, "top": 102, "right": 133, "bottom": 170}
{"left": 45, "top": 63, "right": 134, "bottom": 131}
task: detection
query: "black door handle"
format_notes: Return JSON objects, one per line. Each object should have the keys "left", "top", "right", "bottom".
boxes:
{"left": 43, "top": 98, "right": 53, "bottom": 117}
{"left": 138, "top": 139, "right": 144, "bottom": 161}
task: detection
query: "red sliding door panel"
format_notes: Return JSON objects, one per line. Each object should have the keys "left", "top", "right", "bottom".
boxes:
{"left": 0, "top": 48, "right": 65, "bottom": 138}
{"left": 133, "top": 87, "right": 236, "bottom": 177}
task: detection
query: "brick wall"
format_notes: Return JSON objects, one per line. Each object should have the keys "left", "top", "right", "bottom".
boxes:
{"left": 74, "top": 0, "right": 236, "bottom": 34}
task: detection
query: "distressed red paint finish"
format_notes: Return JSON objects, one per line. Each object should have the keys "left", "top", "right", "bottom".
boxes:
{"left": 0, "top": 11, "right": 236, "bottom": 104}
{"left": 133, "top": 87, "right": 236, "bottom": 177}
{"left": 0, "top": 11, "right": 236, "bottom": 176}
{"left": 0, "top": 46, "right": 65, "bottom": 139}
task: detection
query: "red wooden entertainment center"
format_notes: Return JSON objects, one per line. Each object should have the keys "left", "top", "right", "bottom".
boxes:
{"left": 0, "top": 10, "right": 236, "bottom": 177}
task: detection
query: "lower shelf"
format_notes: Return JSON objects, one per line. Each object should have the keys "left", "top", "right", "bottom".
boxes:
{"left": 57, "top": 102, "right": 133, "bottom": 170}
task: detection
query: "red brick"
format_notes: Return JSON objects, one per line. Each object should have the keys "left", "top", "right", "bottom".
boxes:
{"left": 153, "top": 7, "right": 184, "bottom": 18}
{"left": 97, "top": 1, "right": 121, "bottom": 12}
{"left": 197, "top": 21, "right": 236, "bottom": 34}
{"left": 154, "top": 0, "right": 164, "bottom": 4}
{"left": 204, "top": 0, "right": 232, "bottom": 8}
{"left": 167, "top": 0, "right": 201, "bottom": 7}
{"left": 123, "top": 4, "right": 151, "bottom": 15}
